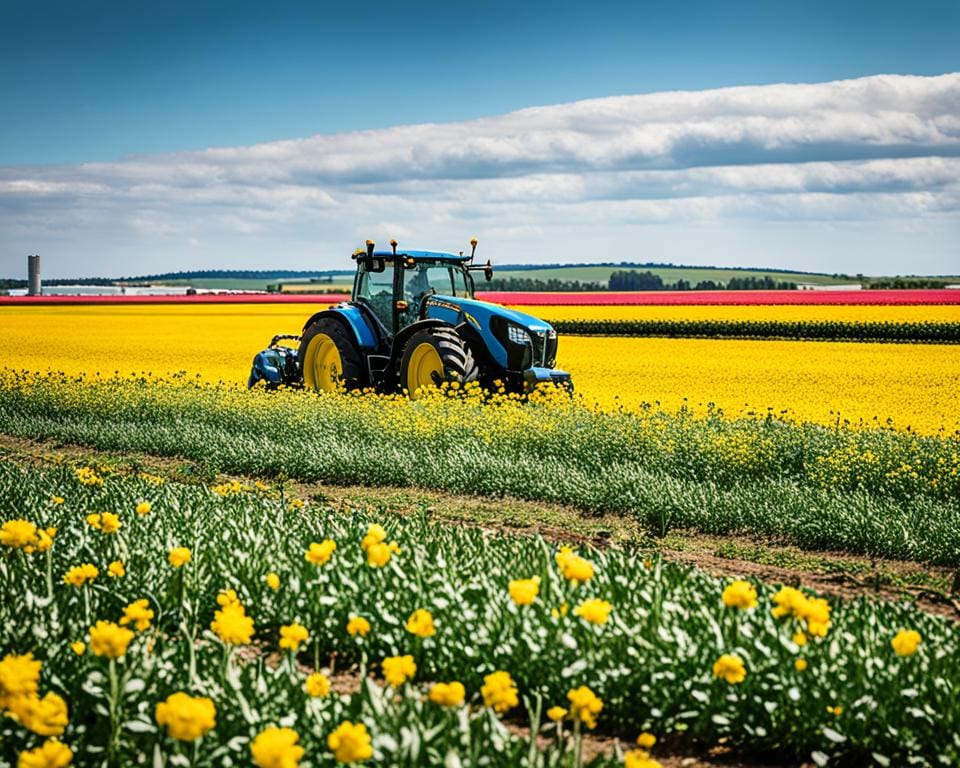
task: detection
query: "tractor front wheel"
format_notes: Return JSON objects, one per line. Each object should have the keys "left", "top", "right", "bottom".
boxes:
{"left": 400, "top": 327, "right": 478, "bottom": 398}
{"left": 299, "top": 319, "right": 365, "bottom": 393}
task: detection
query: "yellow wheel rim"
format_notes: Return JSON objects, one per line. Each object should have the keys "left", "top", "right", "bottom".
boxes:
{"left": 406, "top": 342, "right": 443, "bottom": 398}
{"left": 302, "top": 333, "right": 343, "bottom": 392}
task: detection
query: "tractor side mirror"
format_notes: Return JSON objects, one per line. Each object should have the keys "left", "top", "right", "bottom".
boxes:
{"left": 484, "top": 260, "right": 493, "bottom": 281}
{"left": 362, "top": 257, "right": 386, "bottom": 273}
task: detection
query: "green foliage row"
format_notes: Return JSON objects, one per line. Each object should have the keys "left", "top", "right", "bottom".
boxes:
{"left": 2, "top": 462, "right": 958, "bottom": 766}
{"left": 552, "top": 319, "right": 960, "bottom": 344}
{"left": 0, "top": 372, "right": 958, "bottom": 565}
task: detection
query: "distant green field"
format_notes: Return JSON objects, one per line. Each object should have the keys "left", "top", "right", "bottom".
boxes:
{"left": 491, "top": 266, "right": 851, "bottom": 286}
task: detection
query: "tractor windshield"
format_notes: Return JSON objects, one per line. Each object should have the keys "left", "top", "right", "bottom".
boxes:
{"left": 403, "top": 261, "right": 471, "bottom": 303}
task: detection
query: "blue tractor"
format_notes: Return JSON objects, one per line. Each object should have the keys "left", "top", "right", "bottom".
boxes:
{"left": 248, "top": 239, "right": 572, "bottom": 396}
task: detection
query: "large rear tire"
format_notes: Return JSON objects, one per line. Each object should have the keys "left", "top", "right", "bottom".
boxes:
{"left": 299, "top": 318, "right": 366, "bottom": 393}
{"left": 400, "top": 327, "right": 478, "bottom": 398}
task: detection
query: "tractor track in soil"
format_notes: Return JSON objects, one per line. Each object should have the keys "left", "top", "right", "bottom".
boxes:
{"left": 1, "top": 433, "right": 957, "bottom": 624}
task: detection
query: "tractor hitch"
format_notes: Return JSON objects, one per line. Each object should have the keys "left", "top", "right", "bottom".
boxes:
{"left": 248, "top": 334, "right": 302, "bottom": 389}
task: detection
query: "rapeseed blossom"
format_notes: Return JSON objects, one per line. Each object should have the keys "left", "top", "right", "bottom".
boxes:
{"left": 63, "top": 564, "right": 98, "bottom": 587}
{"left": 573, "top": 598, "right": 612, "bottom": 625}
{"left": 556, "top": 545, "right": 595, "bottom": 583}
{"left": 251, "top": 726, "right": 304, "bottom": 768}
{"left": 381, "top": 655, "right": 416, "bottom": 687}
{"left": 119, "top": 599, "right": 154, "bottom": 632}
{"left": 265, "top": 572, "right": 281, "bottom": 590}
{"left": 155, "top": 692, "right": 216, "bottom": 741}
{"left": 405, "top": 609, "right": 436, "bottom": 638}
{"left": 346, "top": 616, "right": 371, "bottom": 637}
{"left": 279, "top": 623, "right": 309, "bottom": 652}
{"left": 107, "top": 561, "right": 126, "bottom": 578}
{"left": 712, "top": 654, "right": 746, "bottom": 684}
{"left": 428, "top": 681, "right": 466, "bottom": 707}
{"left": 891, "top": 629, "right": 922, "bottom": 657}
{"left": 210, "top": 602, "right": 254, "bottom": 645}
{"left": 1, "top": 519, "right": 38, "bottom": 549}
{"left": 481, "top": 671, "right": 518, "bottom": 713}
{"left": 16, "top": 739, "right": 73, "bottom": 768}
{"left": 327, "top": 721, "right": 373, "bottom": 764}
{"left": 305, "top": 540, "right": 336, "bottom": 566}
{"left": 305, "top": 672, "right": 331, "bottom": 698}
{"left": 508, "top": 577, "right": 540, "bottom": 606}
{"left": 721, "top": 580, "right": 758, "bottom": 610}
{"left": 567, "top": 685, "right": 603, "bottom": 729}
{"left": 168, "top": 547, "right": 191, "bottom": 568}
{"left": 89, "top": 621, "right": 134, "bottom": 659}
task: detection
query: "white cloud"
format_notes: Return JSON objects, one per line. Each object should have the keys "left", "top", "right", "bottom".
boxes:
{"left": 1, "top": 72, "right": 959, "bottom": 277}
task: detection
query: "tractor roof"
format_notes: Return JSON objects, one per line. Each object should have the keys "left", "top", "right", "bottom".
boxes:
{"left": 371, "top": 249, "right": 470, "bottom": 263}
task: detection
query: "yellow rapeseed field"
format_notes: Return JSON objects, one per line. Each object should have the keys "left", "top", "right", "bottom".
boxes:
{"left": 522, "top": 304, "right": 960, "bottom": 323}
{"left": 1, "top": 304, "right": 957, "bottom": 433}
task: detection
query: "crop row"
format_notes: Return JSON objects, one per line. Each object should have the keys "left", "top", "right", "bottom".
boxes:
{"left": 551, "top": 319, "right": 960, "bottom": 343}
{"left": 0, "top": 371, "right": 958, "bottom": 565}
{"left": 2, "top": 460, "right": 957, "bottom": 766}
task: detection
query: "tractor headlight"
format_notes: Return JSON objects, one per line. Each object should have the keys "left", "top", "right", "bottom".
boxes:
{"left": 507, "top": 324, "right": 532, "bottom": 346}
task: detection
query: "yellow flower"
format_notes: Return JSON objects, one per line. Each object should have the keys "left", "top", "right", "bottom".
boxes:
{"left": 792, "top": 631, "right": 808, "bottom": 647}
{"left": 251, "top": 726, "right": 305, "bottom": 768}
{"left": 210, "top": 603, "right": 255, "bottom": 645}
{"left": 481, "top": 670, "right": 518, "bottom": 713}
{"left": 365, "top": 541, "right": 395, "bottom": 567}
{"left": 381, "top": 655, "right": 416, "bottom": 687}
{"left": 826, "top": 705, "right": 843, "bottom": 716}
{"left": 168, "top": 547, "right": 191, "bottom": 568}
{"left": 217, "top": 589, "right": 241, "bottom": 608}
{"left": 573, "top": 598, "right": 612, "bottom": 625}
{"left": 89, "top": 621, "right": 134, "bottom": 659}
{"left": 795, "top": 658, "right": 808, "bottom": 672}
{"left": 85, "top": 512, "right": 121, "bottom": 534}
{"left": 119, "top": 599, "right": 154, "bottom": 632}
{"left": 555, "top": 545, "right": 595, "bottom": 583}
{"left": 16, "top": 739, "right": 73, "bottom": 768}
{"left": 360, "top": 524, "right": 387, "bottom": 551}
{"left": 721, "top": 580, "right": 758, "bottom": 610}
{"left": 346, "top": 616, "right": 371, "bottom": 637}
{"left": 265, "top": 572, "right": 281, "bottom": 590}
{"left": 279, "top": 623, "right": 309, "bottom": 652}
{"left": 550, "top": 603, "right": 569, "bottom": 619}
{"left": 428, "top": 681, "right": 466, "bottom": 707}
{"left": 546, "top": 706, "right": 567, "bottom": 722}
{"left": 63, "top": 563, "right": 98, "bottom": 587}
{"left": 891, "top": 629, "right": 922, "bottom": 657}
{"left": 305, "top": 672, "right": 331, "bottom": 698}
{"left": 712, "top": 654, "right": 746, "bottom": 684}
{"left": 0, "top": 652, "right": 42, "bottom": 708}
{"left": 107, "top": 561, "right": 126, "bottom": 579}
{"left": 305, "top": 539, "right": 336, "bottom": 566}
{"left": 50, "top": 496, "right": 65, "bottom": 505}
{"left": 28, "top": 528, "right": 55, "bottom": 554}
{"left": 624, "top": 749, "right": 663, "bottom": 768}
{"left": 74, "top": 467, "right": 103, "bottom": 486}
{"left": 508, "top": 577, "right": 540, "bottom": 606}
{"left": 15, "top": 692, "right": 70, "bottom": 736}
{"left": 567, "top": 685, "right": 603, "bottom": 729}
{"left": 636, "top": 733, "right": 657, "bottom": 749}
{"left": 771, "top": 586, "right": 831, "bottom": 637}
{"left": 327, "top": 721, "right": 373, "bottom": 764}
{"left": 70, "top": 642, "right": 85, "bottom": 656}
{"left": 1, "top": 519, "right": 39, "bottom": 549}
{"left": 155, "top": 692, "right": 216, "bottom": 741}
{"left": 405, "top": 609, "right": 436, "bottom": 638}
{"left": 136, "top": 501, "right": 151, "bottom": 515}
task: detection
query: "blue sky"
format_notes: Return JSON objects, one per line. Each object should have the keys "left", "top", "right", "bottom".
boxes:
{"left": 1, "top": 0, "right": 958, "bottom": 277}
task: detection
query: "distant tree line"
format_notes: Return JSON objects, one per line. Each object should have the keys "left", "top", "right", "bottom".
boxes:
{"left": 483, "top": 277, "right": 603, "bottom": 292}
{"left": 0, "top": 277, "right": 114, "bottom": 289}
{"left": 864, "top": 278, "right": 951, "bottom": 290}
{"left": 608, "top": 270, "right": 797, "bottom": 291}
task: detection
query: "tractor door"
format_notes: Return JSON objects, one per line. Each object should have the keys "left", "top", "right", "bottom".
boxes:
{"left": 355, "top": 259, "right": 396, "bottom": 333}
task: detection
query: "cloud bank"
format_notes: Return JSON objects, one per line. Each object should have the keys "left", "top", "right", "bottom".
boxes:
{"left": 1, "top": 72, "right": 958, "bottom": 277}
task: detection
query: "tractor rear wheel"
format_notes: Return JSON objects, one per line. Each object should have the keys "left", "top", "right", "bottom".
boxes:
{"left": 400, "top": 327, "right": 478, "bottom": 398}
{"left": 299, "top": 318, "right": 365, "bottom": 393}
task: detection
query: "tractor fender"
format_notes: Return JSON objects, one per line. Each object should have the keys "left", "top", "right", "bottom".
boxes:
{"left": 301, "top": 305, "right": 377, "bottom": 350}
